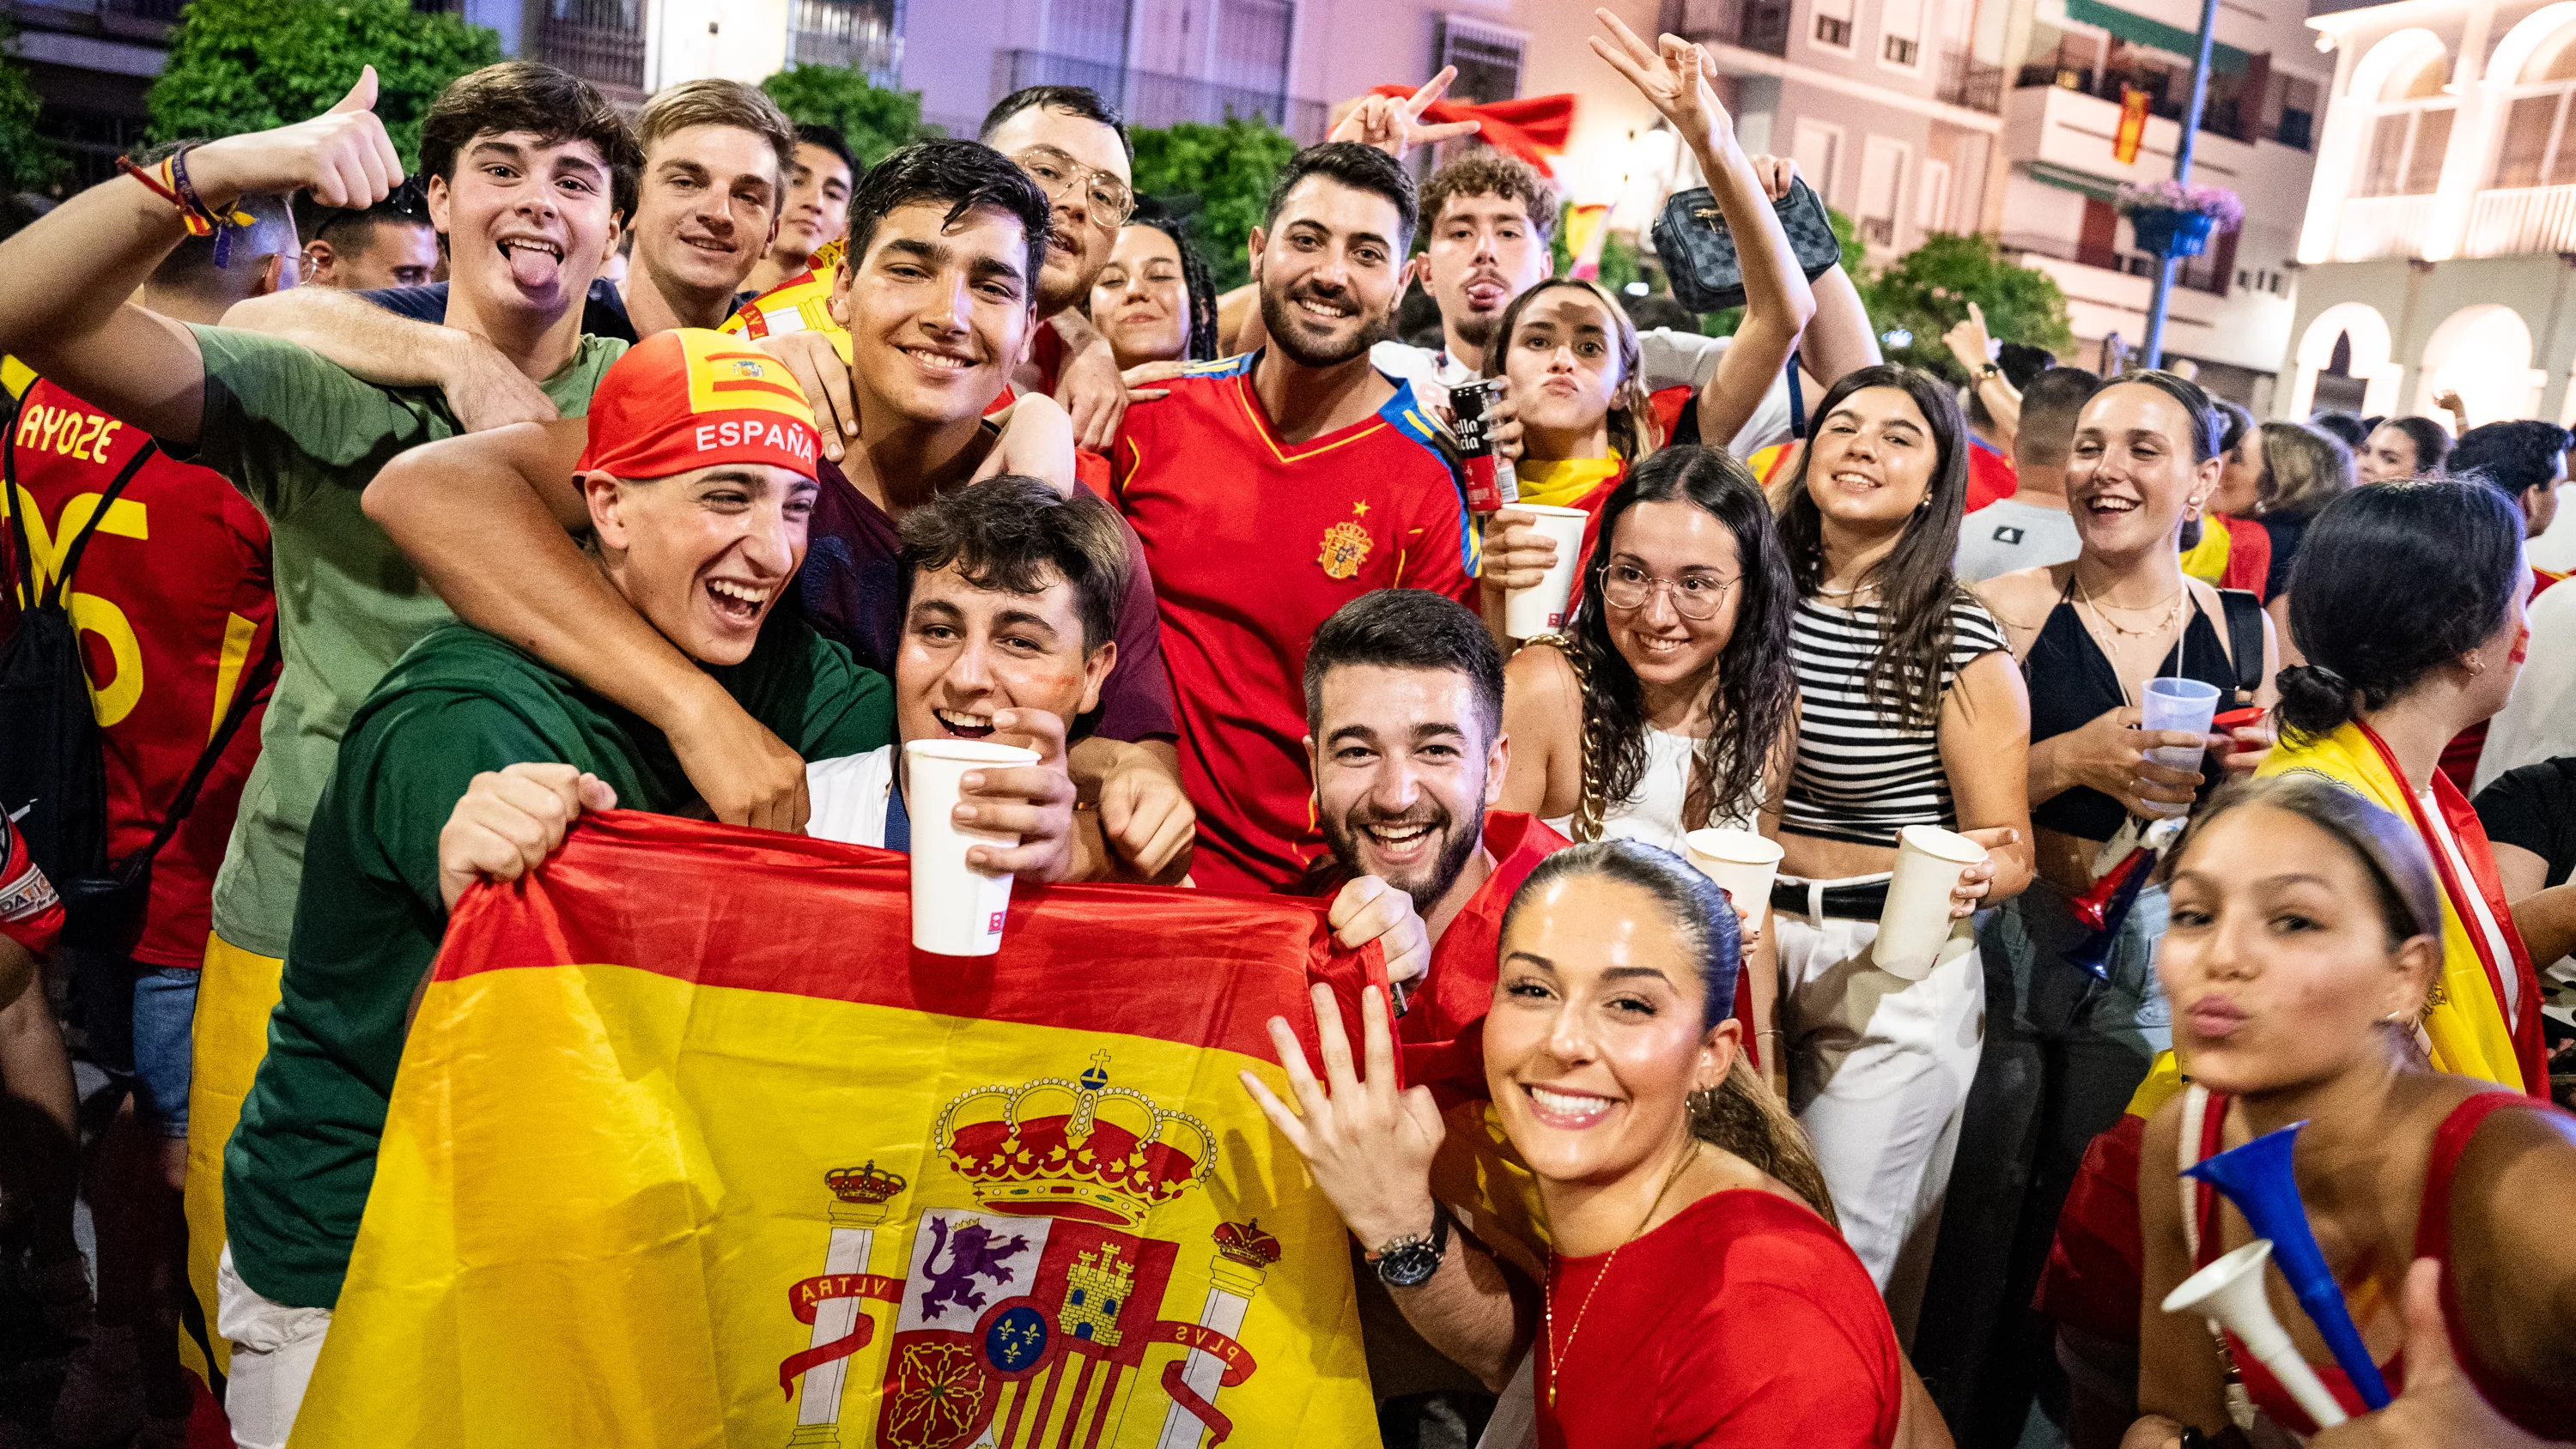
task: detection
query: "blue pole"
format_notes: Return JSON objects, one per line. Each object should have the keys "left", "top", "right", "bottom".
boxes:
{"left": 2142, "top": 0, "right": 2221, "bottom": 369}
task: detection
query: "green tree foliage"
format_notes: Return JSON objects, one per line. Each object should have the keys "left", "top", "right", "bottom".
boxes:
{"left": 1859, "top": 231, "right": 2075, "bottom": 375}
{"left": 0, "top": 19, "right": 66, "bottom": 195}
{"left": 1128, "top": 114, "right": 1298, "bottom": 292}
{"left": 761, "top": 65, "right": 938, "bottom": 169}
{"left": 146, "top": 0, "right": 498, "bottom": 166}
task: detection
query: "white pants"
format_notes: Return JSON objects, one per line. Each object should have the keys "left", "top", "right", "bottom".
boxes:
{"left": 1775, "top": 909, "right": 1984, "bottom": 1343}
{"left": 215, "top": 1245, "right": 332, "bottom": 1449}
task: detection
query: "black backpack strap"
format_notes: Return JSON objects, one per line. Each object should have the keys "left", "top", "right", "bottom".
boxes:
{"left": 5, "top": 416, "right": 159, "bottom": 611}
{"left": 2217, "top": 587, "right": 2264, "bottom": 700}
{"left": 112, "top": 622, "right": 277, "bottom": 879}
{"left": 1786, "top": 352, "right": 1807, "bottom": 440}
{"left": 49, "top": 441, "right": 158, "bottom": 608}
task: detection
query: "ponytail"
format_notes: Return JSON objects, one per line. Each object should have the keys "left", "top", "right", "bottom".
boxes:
{"left": 1692, "top": 1056, "right": 1838, "bottom": 1225}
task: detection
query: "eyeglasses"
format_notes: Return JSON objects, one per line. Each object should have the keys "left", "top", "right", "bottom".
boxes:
{"left": 1600, "top": 562, "right": 1739, "bottom": 620}
{"left": 1011, "top": 146, "right": 1134, "bottom": 229}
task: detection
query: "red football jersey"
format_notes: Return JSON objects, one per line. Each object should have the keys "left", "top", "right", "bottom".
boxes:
{"left": 2, "top": 813, "right": 64, "bottom": 958}
{"left": 4, "top": 379, "right": 276, "bottom": 967}
{"left": 1111, "top": 354, "right": 1479, "bottom": 891}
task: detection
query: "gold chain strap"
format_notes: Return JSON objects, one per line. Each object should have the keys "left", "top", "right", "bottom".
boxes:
{"left": 1529, "top": 632, "right": 1607, "bottom": 843}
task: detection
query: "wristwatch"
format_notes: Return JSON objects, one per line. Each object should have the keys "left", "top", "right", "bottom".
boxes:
{"left": 2176, "top": 1428, "right": 2212, "bottom": 1449}
{"left": 1369, "top": 1209, "right": 1449, "bottom": 1288}
{"left": 1977, "top": 361, "right": 2003, "bottom": 380}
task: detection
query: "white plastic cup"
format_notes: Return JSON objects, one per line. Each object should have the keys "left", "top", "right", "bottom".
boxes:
{"left": 2139, "top": 676, "right": 2222, "bottom": 819}
{"left": 1684, "top": 828, "right": 1785, "bottom": 926}
{"left": 1504, "top": 505, "right": 1592, "bottom": 640}
{"left": 1873, "top": 824, "right": 1990, "bottom": 979}
{"left": 904, "top": 740, "right": 1039, "bottom": 956}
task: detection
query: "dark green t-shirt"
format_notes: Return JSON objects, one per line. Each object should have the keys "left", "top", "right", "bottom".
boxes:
{"left": 223, "top": 619, "right": 891, "bottom": 1308}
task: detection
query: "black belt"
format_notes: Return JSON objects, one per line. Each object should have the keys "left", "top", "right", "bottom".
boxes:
{"left": 1769, "top": 876, "right": 1890, "bottom": 920}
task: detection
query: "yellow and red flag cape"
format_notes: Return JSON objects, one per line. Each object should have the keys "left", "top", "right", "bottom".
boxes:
{"left": 723, "top": 237, "right": 851, "bottom": 367}
{"left": 289, "top": 811, "right": 1382, "bottom": 1448}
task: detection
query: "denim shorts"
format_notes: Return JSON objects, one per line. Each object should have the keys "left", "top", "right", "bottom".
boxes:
{"left": 76, "top": 949, "right": 198, "bottom": 1138}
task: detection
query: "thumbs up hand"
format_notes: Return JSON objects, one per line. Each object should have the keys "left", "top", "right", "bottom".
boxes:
{"left": 185, "top": 66, "right": 404, "bottom": 211}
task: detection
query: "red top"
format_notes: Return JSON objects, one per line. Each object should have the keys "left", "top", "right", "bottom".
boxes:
{"left": 1392, "top": 812, "right": 1569, "bottom": 1096}
{"left": 2215, "top": 515, "right": 2273, "bottom": 597}
{"left": 986, "top": 320, "right": 1070, "bottom": 416}
{"left": 2, "top": 814, "right": 64, "bottom": 957}
{"left": 5, "top": 379, "right": 276, "bottom": 967}
{"left": 1540, "top": 1189, "right": 1903, "bottom": 1449}
{"left": 2438, "top": 566, "right": 2564, "bottom": 793}
{"left": 2192, "top": 1090, "right": 2576, "bottom": 1440}
{"left": 1110, "top": 355, "right": 1479, "bottom": 890}
{"left": 1965, "top": 436, "right": 2015, "bottom": 514}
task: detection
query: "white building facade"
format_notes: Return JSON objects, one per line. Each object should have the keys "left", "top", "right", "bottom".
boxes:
{"left": 2284, "top": 0, "right": 2576, "bottom": 426}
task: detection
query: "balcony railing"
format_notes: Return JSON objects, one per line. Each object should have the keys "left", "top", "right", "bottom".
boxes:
{"left": 2335, "top": 194, "right": 2435, "bottom": 261}
{"left": 1937, "top": 48, "right": 2003, "bottom": 113}
{"left": 2004, "top": 231, "right": 2231, "bottom": 294}
{"left": 538, "top": 0, "right": 645, "bottom": 96}
{"left": 2464, "top": 185, "right": 2576, "bottom": 258}
{"left": 2013, "top": 65, "right": 2306, "bottom": 149}
{"left": 787, "top": 0, "right": 902, "bottom": 80}
{"left": 1657, "top": 0, "right": 1789, "bottom": 58}
{"left": 994, "top": 50, "right": 1326, "bottom": 141}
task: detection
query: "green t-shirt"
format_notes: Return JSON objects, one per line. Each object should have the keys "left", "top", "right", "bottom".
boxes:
{"left": 223, "top": 620, "right": 892, "bottom": 1309}
{"left": 184, "top": 326, "right": 629, "bottom": 959}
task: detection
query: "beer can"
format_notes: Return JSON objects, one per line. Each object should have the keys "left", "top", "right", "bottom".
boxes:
{"left": 1449, "top": 379, "right": 1519, "bottom": 512}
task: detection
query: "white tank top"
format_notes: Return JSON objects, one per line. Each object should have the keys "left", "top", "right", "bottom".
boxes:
{"left": 1546, "top": 729, "right": 1753, "bottom": 854}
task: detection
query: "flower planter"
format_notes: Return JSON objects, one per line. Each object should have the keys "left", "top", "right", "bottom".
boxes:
{"left": 2129, "top": 206, "right": 2216, "bottom": 258}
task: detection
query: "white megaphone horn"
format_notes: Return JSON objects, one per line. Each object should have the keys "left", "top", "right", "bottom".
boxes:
{"left": 2161, "top": 1240, "right": 2349, "bottom": 1429}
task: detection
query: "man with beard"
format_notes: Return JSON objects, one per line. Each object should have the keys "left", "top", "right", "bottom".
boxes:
{"left": 1293, "top": 587, "right": 1565, "bottom": 1445}
{"left": 1367, "top": 150, "right": 1555, "bottom": 407}
{"left": 1110, "top": 142, "right": 1479, "bottom": 894}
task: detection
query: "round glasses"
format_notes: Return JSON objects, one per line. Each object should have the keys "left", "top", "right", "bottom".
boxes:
{"left": 1599, "top": 563, "right": 1739, "bottom": 620}
{"left": 1012, "top": 146, "right": 1134, "bottom": 229}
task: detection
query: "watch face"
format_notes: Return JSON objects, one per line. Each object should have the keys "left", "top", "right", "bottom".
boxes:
{"left": 1376, "top": 1243, "right": 1441, "bottom": 1288}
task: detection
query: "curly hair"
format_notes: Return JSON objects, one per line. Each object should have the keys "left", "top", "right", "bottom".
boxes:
{"left": 1553, "top": 447, "right": 1796, "bottom": 840}
{"left": 1479, "top": 277, "right": 1661, "bottom": 463}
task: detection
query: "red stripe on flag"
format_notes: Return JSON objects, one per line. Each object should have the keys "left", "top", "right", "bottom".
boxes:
{"left": 439, "top": 811, "right": 1388, "bottom": 1079}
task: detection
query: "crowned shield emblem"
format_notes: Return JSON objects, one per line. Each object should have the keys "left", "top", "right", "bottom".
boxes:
{"left": 1317, "top": 520, "right": 1371, "bottom": 579}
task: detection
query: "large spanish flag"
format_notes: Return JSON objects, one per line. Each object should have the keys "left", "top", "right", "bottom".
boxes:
{"left": 288, "top": 811, "right": 1382, "bottom": 1447}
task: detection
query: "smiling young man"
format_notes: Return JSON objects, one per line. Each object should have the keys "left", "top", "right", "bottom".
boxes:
{"left": 744, "top": 124, "right": 855, "bottom": 300}
{"left": 213, "top": 330, "right": 1030, "bottom": 1446}
{"left": 361, "top": 140, "right": 1194, "bottom": 878}
{"left": 1111, "top": 142, "right": 1479, "bottom": 893}
{"left": 0, "top": 64, "right": 638, "bottom": 1373}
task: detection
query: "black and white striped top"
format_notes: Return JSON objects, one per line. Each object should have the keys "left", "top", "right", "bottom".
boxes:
{"left": 1780, "top": 594, "right": 2012, "bottom": 848}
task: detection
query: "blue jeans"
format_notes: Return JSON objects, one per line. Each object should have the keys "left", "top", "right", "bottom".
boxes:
{"left": 76, "top": 949, "right": 198, "bottom": 1137}
{"left": 1913, "top": 877, "right": 2172, "bottom": 1446}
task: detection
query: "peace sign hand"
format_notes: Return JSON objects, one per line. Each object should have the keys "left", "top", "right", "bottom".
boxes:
{"left": 1589, "top": 8, "right": 1732, "bottom": 153}
{"left": 1328, "top": 66, "right": 1485, "bottom": 161}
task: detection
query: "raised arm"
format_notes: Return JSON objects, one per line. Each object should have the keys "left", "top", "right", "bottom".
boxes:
{"left": 0, "top": 69, "right": 399, "bottom": 443}
{"left": 1944, "top": 301, "right": 2019, "bottom": 449}
{"left": 361, "top": 420, "right": 814, "bottom": 830}
{"left": 222, "top": 287, "right": 559, "bottom": 433}
{"left": 1798, "top": 261, "right": 1883, "bottom": 393}
{"left": 1591, "top": 11, "right": 1816, "bottom": 450}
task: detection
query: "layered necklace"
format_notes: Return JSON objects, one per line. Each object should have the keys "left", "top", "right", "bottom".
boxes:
{"left": 1543, "top": 1140, "right": 1701, "bottom": 1410}
{"left": 2074, "top": 573, "right": 2192, "bottom": 708}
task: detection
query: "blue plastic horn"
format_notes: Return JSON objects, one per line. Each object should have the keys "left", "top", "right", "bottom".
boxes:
{"left": 2183, "top": 1119, "right": 2393, "bottom": 1410}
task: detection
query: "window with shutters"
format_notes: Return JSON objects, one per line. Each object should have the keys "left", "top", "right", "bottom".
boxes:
{"left": 1437, "top": 15, "right": 1526, "bottom": 104}
{"left": 2359, "top": 48, "right": 2456, "bottom": 197}
{"left": 1879, "top": 0, "right": 1923, "bottom": 69}
{"left": 2493, "top": 24, "right": 2576, "bottom": 189}
{"left": 1812, "top": 0, "right": 1856, "bottom": 52}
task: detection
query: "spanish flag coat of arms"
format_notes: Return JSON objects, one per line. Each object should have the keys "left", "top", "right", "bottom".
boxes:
{"left": 288, "top": 812, "right": 1382, "bottom": 1447}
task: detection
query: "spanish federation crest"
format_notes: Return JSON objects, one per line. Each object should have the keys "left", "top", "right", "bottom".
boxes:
{"left": 1316, "top": 515, "right": 1372, "bottom": 580}
{"left": 778, "top": 1053, "right": 1281, "bottom": 1448}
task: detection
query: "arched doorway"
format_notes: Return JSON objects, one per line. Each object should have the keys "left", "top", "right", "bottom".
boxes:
{"left": 2417, "top": 305, "right": 2543, "bottom": 421}
{"left": 2286, "top": 302, "right": 2401, "bottom": 417}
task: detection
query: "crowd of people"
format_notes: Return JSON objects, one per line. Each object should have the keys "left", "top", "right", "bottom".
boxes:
{"left": 0, "top": 9, "right": 2571, "bottom": 1448}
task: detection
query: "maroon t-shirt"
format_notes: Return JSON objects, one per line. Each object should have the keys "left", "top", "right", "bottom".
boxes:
{"left": 796, "top": 457, "right": 1176, "bottom": 743}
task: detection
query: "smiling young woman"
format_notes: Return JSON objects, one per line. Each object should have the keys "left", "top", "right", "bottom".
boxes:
{"left": 2126, "top": 776, "right": 2576, "bottom": 1448}
{"left": 1240, "top": 840, "right": 1911, "bottom": 1449}
{"left": 1762, "top": 362, "right": 2034, "bottom": 1319}
{"left": 1921, "top": 371, "right": 2277, "bottom": 1434}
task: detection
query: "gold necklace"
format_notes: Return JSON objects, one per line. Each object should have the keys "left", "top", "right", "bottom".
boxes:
{"left": 1544, "top": 1140, "right": 1700, "bottom": 1408}
{"left": 2077, "top": 577, "right": 2184, "bottom": 640}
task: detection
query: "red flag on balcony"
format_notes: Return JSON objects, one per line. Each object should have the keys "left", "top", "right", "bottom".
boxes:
{"left": 2114, "top": 87, "right": 2150, "bottom": 164}
{"left": 1366, "top": 87, "right": 1576, "bottom": 169}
